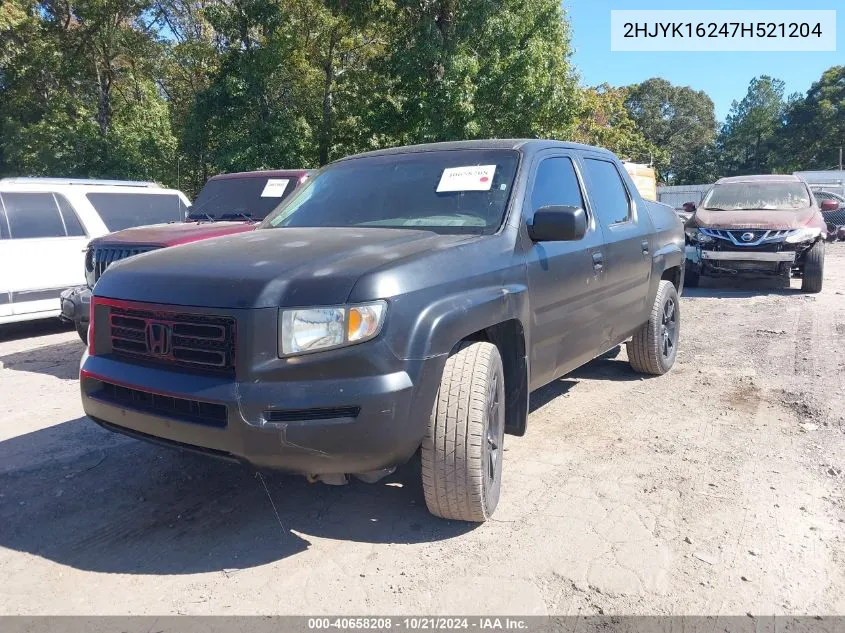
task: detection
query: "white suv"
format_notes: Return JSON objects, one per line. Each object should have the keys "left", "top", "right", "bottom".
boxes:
{"left": 0, "top": 178, "right": 190, "bottom": 326}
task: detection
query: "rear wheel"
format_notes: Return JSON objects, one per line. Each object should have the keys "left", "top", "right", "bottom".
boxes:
{"left": 627, "top": 280, "right": 680, "bottom": 376}
{"left": 422, "top": 341, "right": 505, "bottom": 522}
{"left": 801, "top": 240, "right": 824, "bottom": 293}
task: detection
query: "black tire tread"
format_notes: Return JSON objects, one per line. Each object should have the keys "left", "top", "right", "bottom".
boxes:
{"left": 421, "top": 341, "right": 500, "bottom": 522}
{"left": 627, "top": 280, "right": 679, "bottom": 376}
{"left": 801, "top": 240, "right": 824, "bottom": 293}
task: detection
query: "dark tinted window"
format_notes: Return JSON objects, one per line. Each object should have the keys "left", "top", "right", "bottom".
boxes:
{"left": 265, "top": 151, "right": 519, "bottom": 235}
{"left": 531, "top": 157, "right": 584, "bottom": 213}
{"left": 55, "top": 193, "right": 86, "bottom": 236}
{"left": 188, "top": 176, "right": 298, "bottom": 221}
{"left": 0, "top": 207, "right": 8, "bottom": 239}
{"left": 2, "top": 192, "right": 66, "bottom": 238}
{"left": 86, "top": 193, "right": 186, "bottom": 231}
{"left": 584, "top": 158, "right": 631, "bottom": 225}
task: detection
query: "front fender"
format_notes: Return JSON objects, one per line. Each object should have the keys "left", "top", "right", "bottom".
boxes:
{"left": 391, "top": 284, "right": 529, "bottom": 361}
{"left": 649, "top": 241, "right": 685, "bottom": 299}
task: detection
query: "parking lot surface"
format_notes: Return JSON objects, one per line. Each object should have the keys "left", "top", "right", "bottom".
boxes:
{"left": 1, "top": 248, "right": 843, "bottom": 615}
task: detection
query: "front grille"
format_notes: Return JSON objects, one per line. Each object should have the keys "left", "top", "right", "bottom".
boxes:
{"left": 263, "top": 407, "right": 360, "bottom": 423}
{"left": 90, "top": 380, "right": 228, "bottom": 428}
{"left": 109, "top": 305, "right": 236, "bottom": 376}
{"left": 700, "top": 228, "right": 795, "bottom": 246}
{"left": 89, "top": 246, "right": 160, "bottom": 283}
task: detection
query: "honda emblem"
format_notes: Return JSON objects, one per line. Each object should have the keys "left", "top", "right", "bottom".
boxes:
{"left": 145, "top": 322, "right": 172, "bottom": 356}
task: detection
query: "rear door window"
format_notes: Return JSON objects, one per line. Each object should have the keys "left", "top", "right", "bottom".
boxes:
{"left": 54, "top": 194, "right": 87, "bottom": 236}
{"left": 583, "top": 158, "right": 632, "bottom": 226}
{"left": 86, "top": 192, "right": 187, "bottom": 231}
{"left": 1, "top": 192, "right": 67, "bottom": 238}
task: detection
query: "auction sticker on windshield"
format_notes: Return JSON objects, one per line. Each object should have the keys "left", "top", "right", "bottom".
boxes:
{"left": 436, "top": 165, "right": 496, "bottom": 192}
{"left": 261, "top": 179, "right": 290, "bottom": 197}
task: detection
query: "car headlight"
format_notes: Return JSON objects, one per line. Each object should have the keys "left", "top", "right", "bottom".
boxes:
{"left": 685, "top": 228, "right": 713, "bottom": 244}
{"left": 279, "top": 301, "right": 387, "bottom": 356}
{"left": 784, "top": 227, "right": 821, "bottom": 244}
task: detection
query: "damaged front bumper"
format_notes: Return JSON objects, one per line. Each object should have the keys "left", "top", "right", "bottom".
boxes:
{"left": 59, "top": 285, "right": 91, "bottom": 325}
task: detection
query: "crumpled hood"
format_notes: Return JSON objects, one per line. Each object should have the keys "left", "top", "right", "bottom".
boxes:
{"left": 94, "top": 227, "right": 477, "bottom": 309}
{"left": 693, "top": 207, "right": 819, "bottom": 230}
{"left": 89, "top": 221, "right": 255, "bottom": 247}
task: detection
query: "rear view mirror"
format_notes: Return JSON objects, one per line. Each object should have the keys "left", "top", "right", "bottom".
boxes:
{"left": 528, "top": 206, "right": 587, "bottom": 242}
{"left": 820, "top": 199, "right": 839, "bottom": 212}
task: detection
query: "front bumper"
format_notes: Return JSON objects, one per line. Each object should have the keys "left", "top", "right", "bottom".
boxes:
{"left": 80, "top": 348, "right": 444, "bottom": 476}
{"left": 700, "top": 250, "right": 795, "bottom": 262}
{"left": 60, "top": 286, "right": 91, "bottom": 324}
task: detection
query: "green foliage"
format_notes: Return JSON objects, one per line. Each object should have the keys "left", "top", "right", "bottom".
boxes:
{"left": 572, "top": 84, "right": 666, "bottom": 169}
{"left": 1, "top": 1, "right": 841, "bottom": 195}
{"left": 777, "top": 66, "right": 845, "bottom": 172}
{"left": 624, "top": 77, "right": 717, "bottom": 185}
{"left": 717, "top": 75, "right": 786, "bottom": 176}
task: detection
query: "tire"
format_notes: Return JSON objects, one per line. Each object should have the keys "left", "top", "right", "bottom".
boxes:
{"left": 76, "top": 320, "right": 89, "bottom": 345}
{"left": 801, "top": 240, "right": 824, "bottom": 293}
{"left": 422, "top": 341, "right": 505, "bottom": 522}
{"left": 627, "top": 280, "right": 680, "bottom": 376}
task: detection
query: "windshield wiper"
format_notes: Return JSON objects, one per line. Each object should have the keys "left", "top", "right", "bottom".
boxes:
{"left": 220, "top": 212, "right": 254, "bottom": 222}
{"left": 187, "top": 211, "right": 216, "bottom": 222}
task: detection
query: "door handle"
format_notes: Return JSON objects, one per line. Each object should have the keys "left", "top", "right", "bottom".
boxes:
{"left": 592, "top": 251, "right": 604, "bottom": 271}
{"left": 642, "top": 240, "right": 650, "bottom": 255}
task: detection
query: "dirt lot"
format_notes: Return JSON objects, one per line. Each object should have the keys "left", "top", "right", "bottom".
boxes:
{"left": 1, "top": 247, "right": 843, "bottom": 616}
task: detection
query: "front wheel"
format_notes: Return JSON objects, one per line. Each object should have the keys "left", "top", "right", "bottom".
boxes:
{"left": 422, "top": 341, "right": 505, "bottom": 522}
{"left": 627, "top": 280, "right": 680, "bottom": 376}
{"left": 801, "top": 240, "right": 824, "bottom": 293}
{"left": 76, "top": 320, "right": 89, "bottom": 345}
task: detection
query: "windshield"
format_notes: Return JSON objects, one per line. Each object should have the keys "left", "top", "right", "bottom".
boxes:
{"left": 188, "top": 176, "right": 298, "bottom": 221}
{"left": 262, "top": 150, "right": 520, "bottom": 235}
{"left": 86, "top": 192, "right": 187, "bottom": 231}
{"left": 702, "top": 182, "right": 811, "bottom": 211}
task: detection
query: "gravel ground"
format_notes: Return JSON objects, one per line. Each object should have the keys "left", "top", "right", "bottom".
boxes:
{"left": 1, "top": 247, "right": 843, "bottom": 616}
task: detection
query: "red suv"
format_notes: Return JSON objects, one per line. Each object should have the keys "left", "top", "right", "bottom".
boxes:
{"left": 61, "top": 169, "right": 310, "bottom": 341}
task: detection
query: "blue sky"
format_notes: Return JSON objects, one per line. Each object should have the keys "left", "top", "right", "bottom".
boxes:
{"left": 568, "top": 0, "right": 842, "bottom": 122}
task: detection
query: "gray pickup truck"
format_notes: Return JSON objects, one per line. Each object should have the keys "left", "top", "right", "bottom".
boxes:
{"left": 80, "top": 140, "right": 685, "bottom": 522}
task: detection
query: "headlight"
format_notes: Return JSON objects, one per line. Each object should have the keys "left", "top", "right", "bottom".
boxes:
{"left": 685, "top": 228, "right": 713, "bottom": 244}
{"left": 784, "top": 227, "right": 821, "bottom": 244}
{"left": 279, "top": 301, "right": 387, "bottom": 356}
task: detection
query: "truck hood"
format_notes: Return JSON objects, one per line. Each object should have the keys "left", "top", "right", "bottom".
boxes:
{"left": 94, "top": 227, "right": 479, "bottom": 309}
{"left": 693, "top": 207, "right": 819, "bottom": 230}
{"left": 89, "top": 221, "right": 256, "bottom": 248}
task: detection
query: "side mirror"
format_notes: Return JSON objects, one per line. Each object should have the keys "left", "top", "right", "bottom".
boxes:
{"left": 528, "top": 205, "right": 587, "bottom": 242}
{"left": 820, "top": 199, "right": 839, "bottom": 212}
{"left": 683, "top": 201, "right": 697, "bottom": 212}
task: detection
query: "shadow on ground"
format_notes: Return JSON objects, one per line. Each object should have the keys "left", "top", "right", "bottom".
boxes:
{"left": 0, "top": 341, "right": 83, "bottom": 380}
{"left": 683, "top": 275, "right": 805, "bottom": 299}
{"left": 0, "top": 416, "right": 473, "bottom": 576}
{"left": 0, "top": 319, "right": 74, "bottom": 343}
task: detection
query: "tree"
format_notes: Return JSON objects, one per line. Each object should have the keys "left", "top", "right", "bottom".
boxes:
{"left": 778, "top": 66, "right": 845, "bottom": 172}
{"left": 571, "top": 84, "right": 665, "bottom": 168}
{"left": 378, "top": 0, "right": 579, "bottom": 144}
{"left": 624, "top": 77, "right": 717, "bottom": 185}
{"left": 717, "top": 75, "right": 786, "bottom": 176}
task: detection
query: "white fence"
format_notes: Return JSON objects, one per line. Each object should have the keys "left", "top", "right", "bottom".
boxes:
{"left": 656, "top": 184, "right": 712, "bottom": 210}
